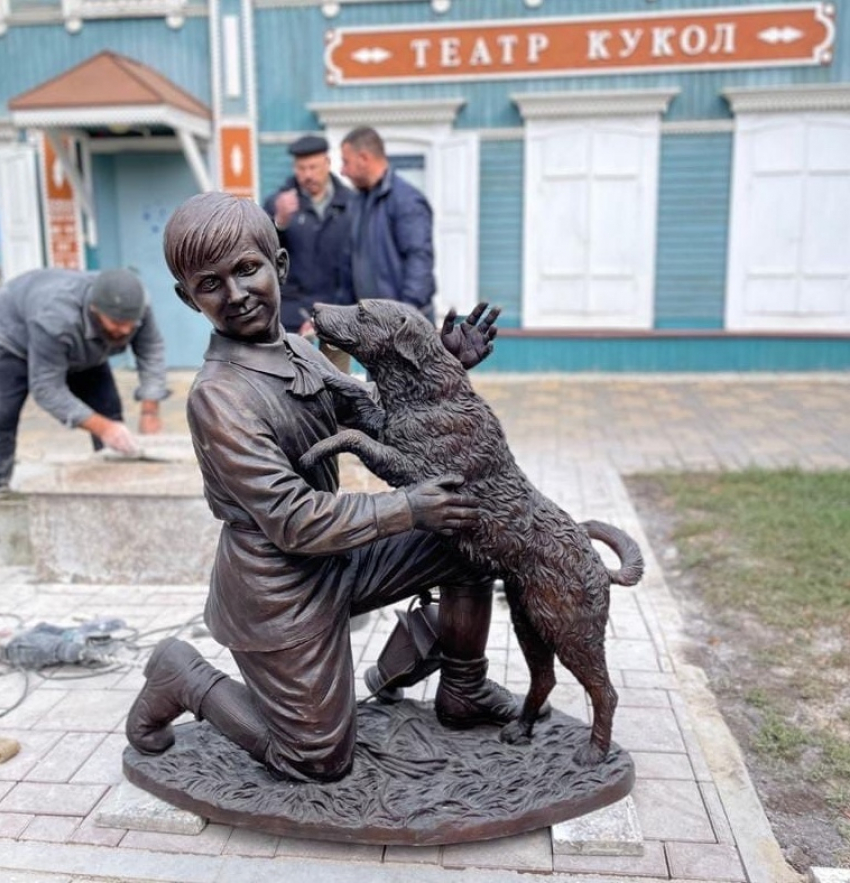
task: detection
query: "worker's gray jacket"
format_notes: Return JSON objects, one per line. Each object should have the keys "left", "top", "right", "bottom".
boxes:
{"left": 0, "top": 268, "right": 168, "bottom": 427}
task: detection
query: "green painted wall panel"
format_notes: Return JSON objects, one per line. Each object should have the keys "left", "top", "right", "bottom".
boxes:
{"left": 1, "top": 17, "right": 211, "bottom": 111}
{"left": 655, "top": 132, "right": 732, "bottom": 329}
{"left": 478, "top": 139, "right": 523, "bottom": 328}
{"left": 476, "top": 336, "right": 850, "bottom": 373}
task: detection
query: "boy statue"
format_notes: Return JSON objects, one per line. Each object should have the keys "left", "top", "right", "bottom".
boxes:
{"left": 126, "top": 192, "right": 517, "bottom": 782}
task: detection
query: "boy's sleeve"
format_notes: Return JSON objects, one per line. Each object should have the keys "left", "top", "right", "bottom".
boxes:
{"left": 188, "top": 377, "right": 410, "bottom": 555}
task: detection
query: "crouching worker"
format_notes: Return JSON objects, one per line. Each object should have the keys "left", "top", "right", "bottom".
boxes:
{"left": 126, "top": 191, "right": 516, "bottom": 782}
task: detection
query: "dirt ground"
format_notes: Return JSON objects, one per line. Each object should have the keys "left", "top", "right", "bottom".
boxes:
{"left": 626, "top": 476, "right": 850, "bottom": 875}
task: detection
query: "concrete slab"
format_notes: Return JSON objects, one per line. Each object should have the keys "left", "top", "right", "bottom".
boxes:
{"left": 95, "top": 780, "right": 207, "bottom": 835}
{"left": 551, "top": 795, "right": 643, "bottom": 856}
{"left": 810, "top": 869, "right": 850, "bottom": 883}
{"left": 18, "top": 435, "right": 220, "bottom": 583}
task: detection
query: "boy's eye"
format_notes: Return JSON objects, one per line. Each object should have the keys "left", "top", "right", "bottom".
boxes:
{"left": 198, "top": 276, "right": 220, "bottom": 293}
{"left": 238, "top": 262, "right": 258, "bottom": 276}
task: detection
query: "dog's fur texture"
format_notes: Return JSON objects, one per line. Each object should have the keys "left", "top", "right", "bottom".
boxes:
{"left": 300, "top": 300, "right": 644, "bottom": 765}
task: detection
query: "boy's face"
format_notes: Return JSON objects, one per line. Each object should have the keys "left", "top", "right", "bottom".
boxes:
{"left": 176, "top": 231, "right": 286, "bottom": 344}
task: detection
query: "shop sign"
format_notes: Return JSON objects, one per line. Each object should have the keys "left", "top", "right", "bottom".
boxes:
{"left": 325, "top": 2, "right": 835, "bottom": 85}
{"left": 40, "top": 136, "right": 82, "bottom": 270}
{"left": 219, "top": 124, "right": 256, "bottom": 198}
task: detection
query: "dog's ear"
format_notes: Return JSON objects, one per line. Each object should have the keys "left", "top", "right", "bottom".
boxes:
{"left": 393, "top": 316, "right": 422, "bottom": 370}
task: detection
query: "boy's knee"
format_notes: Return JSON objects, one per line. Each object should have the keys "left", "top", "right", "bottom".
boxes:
{"left": 264, "top": 718, "right": 356, "bottom": 783}
{"left": 266, "top": 742, "right": 354, "bottom": 783}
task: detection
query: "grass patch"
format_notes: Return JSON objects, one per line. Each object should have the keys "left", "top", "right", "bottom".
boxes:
{"left": 635, "top": 468, "right": 850, "bottom": 629}
{"left": 627, "top": 468, "right": 850, "bottom": 867}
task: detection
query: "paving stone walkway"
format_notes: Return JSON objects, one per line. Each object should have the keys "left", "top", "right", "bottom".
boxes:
{"left": 2, "top": 371, "right": 849, "bottom": 883}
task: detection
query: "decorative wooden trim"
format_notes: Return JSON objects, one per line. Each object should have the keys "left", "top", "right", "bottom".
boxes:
{"left": 512, "top": 88, "right": 679, "bottom": 120}
{"left": 11, "top": 106, "right": 211, "bottom": 140}
{"left": 308, "top": 97, "right": 465, "bottom": 128}
{"left": 662, "top": 119, "right": 734, "bottom": 134}
{"left": 61, "top": 0, "right": 187, "bottom": 33}
{"left": 498, "top": 328, "right": 850, "bottom": 339}
{"left": 722, "top": 83, "right": 850, "bottom": 113}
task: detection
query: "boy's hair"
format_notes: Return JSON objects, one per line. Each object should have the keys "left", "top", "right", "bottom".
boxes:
{"left": 163, "top": 192, "right": 279, "bottom": 284}
{"left": 342, "top": 126, "right": 385, "bottom": 160}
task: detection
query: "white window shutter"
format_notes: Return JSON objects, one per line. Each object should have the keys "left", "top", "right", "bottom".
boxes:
{"left": 726, "top": 112, "right": 850, "bottom": 331}
{"left": 0, "top": 145, "right": 44, "bottom": 283}
{"left": 433, "top": 132, "right": 479, "bottom": 321}
{"left": 523, "top": 116, "right": 658, "bottom": 329}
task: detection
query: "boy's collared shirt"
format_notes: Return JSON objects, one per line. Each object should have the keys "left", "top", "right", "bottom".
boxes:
{"left": 188, "top": 330, "right": 412, "bottom": 652}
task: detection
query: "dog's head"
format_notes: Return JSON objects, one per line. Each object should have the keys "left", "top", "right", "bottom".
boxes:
{"left": 312, "top": 300, "right": 446, "bottom": 374}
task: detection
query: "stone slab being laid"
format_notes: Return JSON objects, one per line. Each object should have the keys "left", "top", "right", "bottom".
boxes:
{"left": 551, "top": 794, "right": 643, "bottom": 856}
{"left": 810, "top": 869, "right": 850, "bottom": 883}
{"left": 95, "top": 780, "right": 207, "bottom": 835}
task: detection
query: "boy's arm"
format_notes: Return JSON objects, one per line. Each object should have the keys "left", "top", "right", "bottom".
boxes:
{"left": 189, "top": 378, "right": 406, "bottom": 555}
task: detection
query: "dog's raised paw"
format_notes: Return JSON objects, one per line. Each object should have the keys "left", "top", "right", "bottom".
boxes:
{"left": 499, "top": 720, "right": 531, "bottom": 746}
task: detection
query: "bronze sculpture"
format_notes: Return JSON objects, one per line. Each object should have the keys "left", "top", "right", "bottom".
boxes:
{"left": 123, "top": 192, "right": 639, "bottom": 843}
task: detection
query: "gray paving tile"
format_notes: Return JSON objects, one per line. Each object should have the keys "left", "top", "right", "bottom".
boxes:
{"left": 632, "top": 779, "right": 715, "bottom": 842}
{"left": 553, "top": 838, "right": 668, "bottom": 876}
{"left": 275, "top": 835, "right": 383, "bottom": 862}
{"left": 120, "top": 821, "right": 231, "bottom": 855}
{"left": 631, "top": 751, "right": 695, "bottom": 781}
{"left": 612, "top": 706, "right": 686, "bottom": 754}
{"left": 1, "top": 782, "right": 107, "bottom": 817}
{"left": 442, "top": 827, "right": 552, "bottom": 871}
{"left": 666, "top": 840, "right": 746, "bottom": 880}
{"left": 222, "top": 826, "right": 279, "bottom": 857}
{"left": 19, "top": 815, "right": 82, "bottom": 843}
{"left": 23, "top": 732, "right": 106, "bottom": 783}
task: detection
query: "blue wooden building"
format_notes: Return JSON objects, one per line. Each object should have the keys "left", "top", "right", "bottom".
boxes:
{"left": 0, "top": 0, "right": 848, "bottom": 372}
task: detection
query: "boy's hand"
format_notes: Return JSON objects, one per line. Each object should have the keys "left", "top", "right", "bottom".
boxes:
{"left": 405, "top": 474, "right": 479, "bottom": 535}
{"left": 440, "top": 302, "right": 501, "bottom": 370}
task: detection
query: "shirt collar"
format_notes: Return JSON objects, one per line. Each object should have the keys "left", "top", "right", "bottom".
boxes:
{"left": 203, "top": 332, "right": 325, "bottom": 397}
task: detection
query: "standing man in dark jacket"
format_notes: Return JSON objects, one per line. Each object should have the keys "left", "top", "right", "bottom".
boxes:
{"left": 0, "top": 267, "right": 168, "bottom": 492}
{"left": 340, "top": 127, "right": 437, "bottom": 324}
{"left": 262, "top": 134, "right": 353, "bottom": 371}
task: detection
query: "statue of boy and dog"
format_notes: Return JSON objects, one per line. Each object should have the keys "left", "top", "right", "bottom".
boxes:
{"left": 123, "top": 192, "right": 643, "bottom": 844}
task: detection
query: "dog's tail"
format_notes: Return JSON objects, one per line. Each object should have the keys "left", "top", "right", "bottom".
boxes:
{"left": 582, "top": 520, "right": 644, "bottom": 587}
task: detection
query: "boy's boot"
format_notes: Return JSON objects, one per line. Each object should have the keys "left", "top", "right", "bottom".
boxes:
{"left": 126, "top": 637, "right": 268, "bottom": 763}
{"left": 434, "top": 582, "right": 518, "bottom": 729}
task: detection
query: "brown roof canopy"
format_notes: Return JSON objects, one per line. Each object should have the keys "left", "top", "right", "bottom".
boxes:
{"left": 9, "top": 50, "right": 210, "bottom": 120}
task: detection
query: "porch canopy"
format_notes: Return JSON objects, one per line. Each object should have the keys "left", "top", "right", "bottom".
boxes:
{"left": 9, "top": 51, "right": 212, "bottom": 241}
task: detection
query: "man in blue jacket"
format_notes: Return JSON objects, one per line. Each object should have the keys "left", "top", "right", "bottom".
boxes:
{"left": 340, "top": 127, "right": 437, "bottom": 324}
{"left": 262, "top": 134, "right": 352, "bottom": 371}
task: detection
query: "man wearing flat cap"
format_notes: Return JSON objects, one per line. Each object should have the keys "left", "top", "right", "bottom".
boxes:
{"left": 262, "top": 133, "right": 353, "bottom": 371}
{"left": 0, "top": 267, "right": 169, "bottom": 492}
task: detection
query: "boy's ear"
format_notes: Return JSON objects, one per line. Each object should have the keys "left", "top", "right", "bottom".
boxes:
{"left": 175, "top": 282, "right": 200, "bottom": 313}
{"left": 276, "top": 248, "right": 290, "bottom": 284}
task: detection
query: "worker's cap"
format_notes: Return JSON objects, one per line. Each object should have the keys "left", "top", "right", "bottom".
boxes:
{"left": 288, "top": 134, "right": 329, "bottom": 158}
{"left": 90, "top": 269, "right": 148, "bottom": 322}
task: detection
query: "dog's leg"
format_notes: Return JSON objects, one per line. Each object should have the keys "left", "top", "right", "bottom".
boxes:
{"left": 499, "top": 603, "right": 555, "bottom": 746}
{"left": 563, "top": 645, "right": 618, "bottom": 767}
{"left": 299, "top": 429, "right": 409, "bottom": 484}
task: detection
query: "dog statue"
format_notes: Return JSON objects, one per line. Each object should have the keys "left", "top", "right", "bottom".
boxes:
{"left": 300, "top": 300, "right": 644, "bottom": 766}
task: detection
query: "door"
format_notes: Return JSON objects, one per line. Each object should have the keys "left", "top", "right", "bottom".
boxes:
{"left": 523, "top": 116, "right": 659, "bottom": 329}
{"left": 102, "top": 152, "right": 206, "bottom": 367}
{"left": 0, "top": 144, "right": 44, "bottom": 285}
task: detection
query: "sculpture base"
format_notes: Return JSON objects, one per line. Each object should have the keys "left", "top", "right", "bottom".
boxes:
{"left": 123, "top": 700, "right": 634, "bottom": 846}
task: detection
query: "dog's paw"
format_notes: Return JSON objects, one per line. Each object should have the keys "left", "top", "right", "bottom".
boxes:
{"left": 499, "top": 720, "right": 531, "bottom": 746}
{"left": 299, "top": 445, "right": 325, "bottom": 471}
{"left": 573, "top": 741, "right": 607, "bottom": 768}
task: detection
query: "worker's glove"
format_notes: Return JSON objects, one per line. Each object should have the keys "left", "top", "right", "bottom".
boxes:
{"left": 99, "top": 420, "right": 140, "bottom": 455}
{"left": 405, "top": 474, "right": 479, "bottom": 535}
{"left": 440, "top": 302, "right": 500, "bottom": 370}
